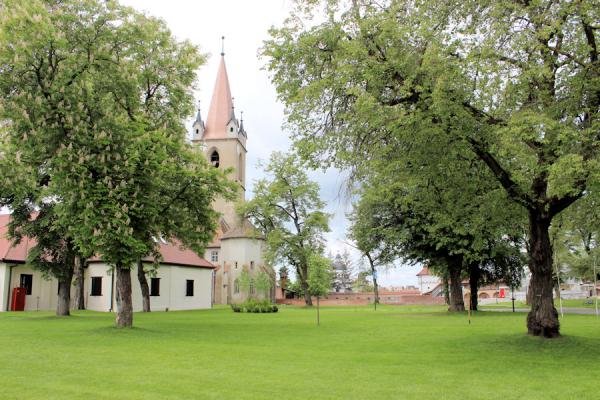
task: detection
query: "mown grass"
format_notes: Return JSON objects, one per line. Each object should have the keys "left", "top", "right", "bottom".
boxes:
{"left": 481, "top": 297, "right": 599, "bottom": 309}
{"left": 0, "top": 305, "right": 598, "bottom": 400}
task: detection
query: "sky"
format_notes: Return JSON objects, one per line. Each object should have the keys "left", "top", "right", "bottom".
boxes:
{"left": 113, "top": 1, "right": 423, "bottom": 285}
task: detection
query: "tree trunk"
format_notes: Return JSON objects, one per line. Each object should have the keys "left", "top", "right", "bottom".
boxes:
{"left": 137, "top": 260, "right": 150, "bottom": 312}
{"left": 526, "top": 212, "right": 560, "bottom": 338}
{"left": 469, "top": 264, "right": 480, "bottom": 311}
{"left": 56, "top": 267, "right": 74, "bottom": 316}
{"left": 116, "top": 263, "right": 133, "bottom": 328}
{"left": 443, "top": 275, "right": 450, "bottom": 305}
{"left": 73, "top": 256, "right": 85, "bottom": 310}
{"left": 448, "top": 257, "right": 465, "bottom": 312}
{"left": 317, "top": 295, "right": 320, "bottom": 325}
{"left": 298, "top": 264, "right": 313, "bottom": 306}
{"left": 366, "top": 254, "right": 379, "bottom": 309}
{"left": 301, "top": 280, "right": 313, "bottom": 306}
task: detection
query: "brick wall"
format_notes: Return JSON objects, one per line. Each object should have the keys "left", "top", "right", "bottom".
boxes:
{"left": 277, "top": 291, "right": 445, "bottom": 306}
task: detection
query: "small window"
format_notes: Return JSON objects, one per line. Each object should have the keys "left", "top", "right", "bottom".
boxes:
{"left": 250, "top": 261, "right": 254, "bottom": 270}
{"left": 20, "top": 274, "right": 33, "bottom": 295}
{"left": 234, "top": 279, "right": 240, "bottom": 294}
{"left": 91, "top": 277, "right": 102, "bottom": 296}
{"left": 150, "top": 278, "right": 160, "bottom": 296}
{"left": 195, "top": 129, "right": 199, "bottom": 134}
{"left": 211, "top": 250, "right": 218, "bottom": 263}
{"left": 210, "top": 151, "right": 220, "bottom": 168}
{"left": 186, "top": 280, "right": 194, "bottom": 296}
{"left": 230, "top": 127, "right": 233, "bottom": 132}
{"left": 249, "top": 280, "right": 255, "bottom": 295}
{"left": 234, "top": 262, "right": 238, "bottom": 269}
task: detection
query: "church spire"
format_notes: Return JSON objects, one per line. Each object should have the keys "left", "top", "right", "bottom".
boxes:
{"left": 203, "top": 50, "right": 236, "bottom": 140}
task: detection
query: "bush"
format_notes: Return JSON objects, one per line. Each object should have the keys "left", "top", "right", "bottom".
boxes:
{"left": 231, "top": 299, "right": 278, "bottom": 313}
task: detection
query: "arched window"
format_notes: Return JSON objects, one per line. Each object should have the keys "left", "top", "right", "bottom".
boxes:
{"left": 249, "top": 279, "right": 255, "bottom": 295}
{"left": 234, "top": 279, "right": 240, "bottom": 294}
{"left": 210, "top": 150, "right": 220, "bottom": 168}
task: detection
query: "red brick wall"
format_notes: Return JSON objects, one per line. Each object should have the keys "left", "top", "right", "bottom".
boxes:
{"left": 277, "top": 292, "right": 445, "bottom": 306}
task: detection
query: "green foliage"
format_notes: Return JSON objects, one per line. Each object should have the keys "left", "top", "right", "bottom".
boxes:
{"left": 255, "top": 271, "right": 273, "bottom": 297}
{"left": 239, "top": 152, "right": 329, "bottom": 301}
{"left": 0, "top": 0, "right": 235, "bottom": 272}
{"left": 232, "top": 299, "right": 278, "bottom": 313}
{"left": 307, "top": 252, "right": 332, "bottom": 297}
{"left": 238, "top": 267, "right": 252, "bottom": 297}
{"left": 352, "top": 270, "right": 374, "bottom": 293}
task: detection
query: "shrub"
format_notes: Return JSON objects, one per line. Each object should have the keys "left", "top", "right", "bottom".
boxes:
{"left": 231, "top": 299, "right": 278, "bottom": 313}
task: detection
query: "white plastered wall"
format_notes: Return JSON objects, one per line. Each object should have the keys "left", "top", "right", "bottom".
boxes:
{"left": 220, "top": 237, "right": 268, "bottom": 303}
{"left": 85, "top": 262, "right": 213, "bottom": 312}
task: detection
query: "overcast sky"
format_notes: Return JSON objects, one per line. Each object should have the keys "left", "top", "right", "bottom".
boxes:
{"left": 118, "top": 0, "right": 421, "bottom": 286}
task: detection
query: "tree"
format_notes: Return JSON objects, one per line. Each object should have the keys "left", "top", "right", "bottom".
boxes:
{"left": 239, "top": 152, "right": 330, "bottom": 306}
{"left": 238, "top": 267, "right": 252, "bottom": 298}
{"left": 264, "top": 0, "right": 598, "bottom": 337}
{"left": 255, "top": 270, "right": 274, "bottom": 300}
{"left": 307, "top": 252, "right": 333, "bottom": 325}
{"left": 352, "top": 270, "right": 374, "bottom": 293}
{"left": 0, "top": 0, "right": 232, "bottom": 327}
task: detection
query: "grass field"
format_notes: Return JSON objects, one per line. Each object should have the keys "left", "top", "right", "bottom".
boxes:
{"left": 1, "top": 305, "right": 599, "bottom": 400}
{"left": 481, "top": 297, "right": 599, "bottom": 309}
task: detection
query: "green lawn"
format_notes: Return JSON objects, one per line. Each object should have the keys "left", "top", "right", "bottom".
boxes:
{"left": 481, "top": 297, "right": 599, "bottom": 309}
{"left": 1, "top": 305, "right": 599, "bottom": 400}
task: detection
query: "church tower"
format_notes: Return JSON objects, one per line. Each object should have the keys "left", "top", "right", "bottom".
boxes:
{"left": 192, "top": 52, "right": 247, "bottom": 227}
{"left": 192, "top": 47, "right": 273, "bottom": 305}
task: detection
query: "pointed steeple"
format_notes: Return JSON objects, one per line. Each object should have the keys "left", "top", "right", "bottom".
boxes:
{"left": 191, "top": 100, "right": 205, "bottom": 142}
{"left": 238, "top": 110, "right": 246, "bottom": 137}
{"left": 204, "top": 54, "right": 236, "bottom": 140}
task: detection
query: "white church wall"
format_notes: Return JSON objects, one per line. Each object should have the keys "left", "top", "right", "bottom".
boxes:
{"left": 7, "top": 265, "right": 58, "bottom": 311}
{"left": 0, "top": 262, "right": 9, "bottom": 311}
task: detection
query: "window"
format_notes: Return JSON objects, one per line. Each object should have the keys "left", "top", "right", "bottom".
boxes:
{"left": 91, "top": 277, "right": 102, "bottom": 296}
{"left": 249, "top": 279, "right": 255, "bottom": 295}
{"left": 195, "top": 129, "right": 199, "bottom": 134}
{"left": 234, "top": 262, "right": 238, "bottom": 269}
{"left": 250, "top": 261, "right": 254, "bottom": 270}
{"left": 186, "top": 280, "right": 194, "bottom": 296}
{"left": 230, "top": 127, "right": 234, "bottom": 132}
{"left": 20, "top": 274, "right": 33, "bottom": 295}
{"left": 234, "top": 279, "right": 240, "bottom": 294}
{"left": 150, "top": 278, "right": 160, "bottom": 296}
{"left": 211, "top": 250, "right": 218, "bottom": 263}
{"left": 210, "top": 151, "right": 220, "bottom": 168}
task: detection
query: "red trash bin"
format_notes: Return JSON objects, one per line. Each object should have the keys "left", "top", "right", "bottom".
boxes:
{"left": 11, "top": 287, "right": 26, "bottom": 311}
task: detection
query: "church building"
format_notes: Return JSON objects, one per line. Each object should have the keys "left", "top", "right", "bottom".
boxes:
{"left": 191, "top": 51, "right": 273, "bottom": 305}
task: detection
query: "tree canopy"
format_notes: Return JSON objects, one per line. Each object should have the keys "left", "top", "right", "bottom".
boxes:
{"left": 239, "top": 151, "right": 330, "bottom": 306}
{"left": 264, "top": 0, "right": 599, "bottom": 337}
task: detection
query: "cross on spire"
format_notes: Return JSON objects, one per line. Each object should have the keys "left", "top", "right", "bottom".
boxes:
{"left": 221, "top": 36, "right": 225, "bottom": 56}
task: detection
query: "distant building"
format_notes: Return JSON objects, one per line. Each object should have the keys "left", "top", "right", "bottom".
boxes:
{"left": 416, "top": 267, "right": 441, "bottom": 294}
{"left": 331, "top": 253, "right": 353, "bottom": 293}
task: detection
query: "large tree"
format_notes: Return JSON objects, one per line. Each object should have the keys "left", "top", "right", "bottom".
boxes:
{"left": 264, "top": 0, "right": 599, "bottom": 337}
{"left": 239, "top": 152, "right": 330, "bottom": 306}
{"left": 0, "top": 0, "right": 232, "bottom": 327}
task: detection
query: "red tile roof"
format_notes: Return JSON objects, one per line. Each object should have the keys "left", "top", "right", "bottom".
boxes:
{"left": 0, "top": 214, "right": 33, "bottom": 263}
{"left": 416, "top": 267, "right": 431, "bottom": 276}
{"left": 0, "top": 214, "right": 214, "bottom": 269}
